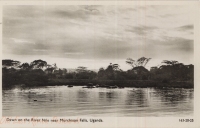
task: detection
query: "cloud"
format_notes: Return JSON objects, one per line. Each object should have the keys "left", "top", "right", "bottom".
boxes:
{"left": 64, "top": 52, "right": 84, "bottom": 55}
{"left": 126, "top": 25, "right": 158, "bottom": 36}
{"left": 152, "top": 36, "right": 193, "bottom": 48}
{"left": 33, "top": 49, "right": 48, "bottom": 52}
{"left": 3, "top": 5, "right": 194, "bottom": 69}
{"left": 176, "top": 24, "right": 193, "bottom": 31}
{"left": 159, "top": 14, "right": 177, "bottom": 18}
{"left": 84, "top": 5, "right": 100, "bottom": 12}
{"left": 51, "top": 5, "right": 101, "bottom": 21}
{"left": 11, "top": 38, "right": 34, "bottom": 44}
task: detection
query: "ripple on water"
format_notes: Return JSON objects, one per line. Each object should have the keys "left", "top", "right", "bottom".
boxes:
{"left": 2, "top": 86, "right": 194, "bottom": 116}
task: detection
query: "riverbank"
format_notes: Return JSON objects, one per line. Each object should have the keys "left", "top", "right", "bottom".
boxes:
{"left": 47, "top": 79, "right": 194, "bottom": 88}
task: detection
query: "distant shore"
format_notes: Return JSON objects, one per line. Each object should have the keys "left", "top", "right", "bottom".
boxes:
{"left": 47, "top": 79, "right": 194, "bottom": 88}
{"left": 3, "top": 59, "right": 194, "bottom": 89}
{"left": 3, "top": 79, "right": 193, "bottom": 89}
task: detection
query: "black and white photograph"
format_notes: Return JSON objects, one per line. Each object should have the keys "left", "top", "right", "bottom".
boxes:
{"left": 1, "top": 2, "right": 197, "bottom": 122}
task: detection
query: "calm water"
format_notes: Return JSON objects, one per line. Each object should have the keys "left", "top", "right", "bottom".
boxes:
{"left": 2, "top": 86, "right": 193, "bottom": 116}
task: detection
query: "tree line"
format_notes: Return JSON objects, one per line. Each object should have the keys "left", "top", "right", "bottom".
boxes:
{"left": 2, "top": 57, "right": 194, "bottom": 87}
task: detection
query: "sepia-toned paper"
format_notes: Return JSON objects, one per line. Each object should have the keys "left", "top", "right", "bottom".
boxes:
{"left": 0, "top": 0, "right": 200, "bottom": 128}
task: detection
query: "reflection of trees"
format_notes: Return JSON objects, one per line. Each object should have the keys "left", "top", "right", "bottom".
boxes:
{"left": 77, "top": 90, "right": 89, "bottom": 103}
{"left": 106, "top": 91, "right": 118, "bottom": 103}
{"left": 98, "top": 92, "right": 105, "bottom": 99}
{"left": 152, "top": 88, "right": 192, "bottom": 106}
{"left": 188, "top": 89, "right": 194, "bottom": 99}
{"left": 97, "top": 91, "right": 118, "bottom": 104}
{"left": 125, "top": 89, "right": 148, "bottom": 107}
{"left": 106, "top": 92, "right": 114, "bottom": 99}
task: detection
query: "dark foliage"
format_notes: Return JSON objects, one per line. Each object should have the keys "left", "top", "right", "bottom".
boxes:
{"left": 2, "top": 68, "right": 48, "bottom": 87}
{"left": 150, "top": 62, "right": 194, "bottom": 82}
{"left": 2, "top": 59, "right": 20, "bottom": 68}
{"left": 2, "top": 58, "right": 194, "bottom": 88}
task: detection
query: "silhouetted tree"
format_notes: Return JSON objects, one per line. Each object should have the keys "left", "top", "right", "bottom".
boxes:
{"left": 126, "top": 58, "right": 136, "bottom": 68}
{"left": 162, "top": 60, "right": 179, "bottom": 66}
{"left": 97, "top": 67, "right": 106, "bottom": 79}
{"left": 97, "top": 63, "right": 123, "bottom": 80}
{"left": 150, "top": 60, "right": 194, "bottom": 82}
{"left": 2, "top": 59, "right": 20, "bottom": 68}
{"left": 76, "top": 66, "right": 87, "bottom": 73}
{"left": 75, "top": 66, "right": 97, "bottom": 79}
{"left": 30, "top": 59, "right": 47, "bottom": 69}
{"left": 112, "top": 64, "right": 120, "bottom": 71}
{"left": 127, "top": 66, "right": 150, "bottom": 80}
{"left": 19, "top": 63, "right": 30, "bottom": 70}
{"left": 126, "top": 57, "right": 151, "bottom": 69}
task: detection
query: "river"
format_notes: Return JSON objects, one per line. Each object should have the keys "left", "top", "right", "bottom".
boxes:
{"left": 2, "top": 86, "right": 193, "bottom": 116}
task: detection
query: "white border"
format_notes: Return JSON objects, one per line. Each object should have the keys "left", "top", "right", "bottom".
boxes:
{"left": 0, "top": 1, "right": 199, "bottom": 128}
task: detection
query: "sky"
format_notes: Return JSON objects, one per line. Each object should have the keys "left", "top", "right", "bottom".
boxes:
{"left": 2, "top": 5, "right": 194, "bottom": 71}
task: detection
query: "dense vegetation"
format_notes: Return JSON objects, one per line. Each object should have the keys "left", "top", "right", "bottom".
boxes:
{"left": 2, "top": 57, "right": 194, "bottom": 88}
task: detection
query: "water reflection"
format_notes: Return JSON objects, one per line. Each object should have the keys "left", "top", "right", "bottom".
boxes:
{"left": 77, "top": 90, "right": 89, "bottom": 103}
{"left": 125, "top": 89, "right": 148, "bottom": 107}
{"left": 150, "top": 88, "right": 193, "bottom": 106}
{"left": 2, "top": 86, "right": 193, "bottom": 116}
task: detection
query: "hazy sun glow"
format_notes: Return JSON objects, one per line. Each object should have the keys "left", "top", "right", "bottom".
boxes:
{"left": 3, "top": 5, "right": 194, "bottom": 71}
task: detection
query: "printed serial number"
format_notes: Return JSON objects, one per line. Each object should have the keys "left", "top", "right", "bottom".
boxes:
{"left": 179, "top": 119, "right": 194, "bottom": 122}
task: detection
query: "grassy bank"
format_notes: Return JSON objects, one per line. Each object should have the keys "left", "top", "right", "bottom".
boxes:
{"left": 47, "top": 79, "right": 194, "bottom": 88}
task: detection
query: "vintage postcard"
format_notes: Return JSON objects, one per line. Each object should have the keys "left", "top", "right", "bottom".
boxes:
{"left": 0, "top": 0, "right": 199, "bottom": 127}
